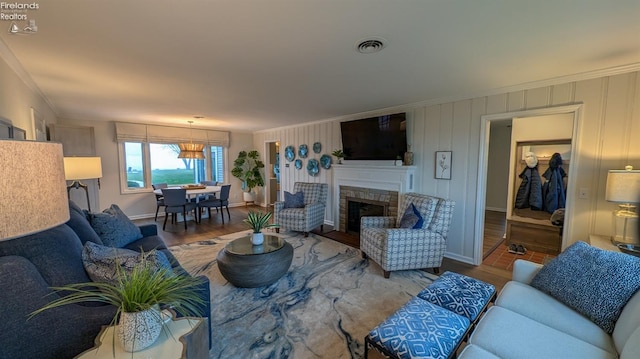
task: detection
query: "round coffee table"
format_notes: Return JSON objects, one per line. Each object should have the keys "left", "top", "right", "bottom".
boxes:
{"left": 217, "top": 234, "right": 293, "bottom": 288}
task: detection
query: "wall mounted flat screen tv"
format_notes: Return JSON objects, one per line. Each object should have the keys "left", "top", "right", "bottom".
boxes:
{"left": 340, "top": 112, "right": 407, "bottom": 160}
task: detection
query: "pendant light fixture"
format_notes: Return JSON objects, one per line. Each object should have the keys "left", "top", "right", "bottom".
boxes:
{"left": 178, "top": 120, "right": 205, "bottom": 159}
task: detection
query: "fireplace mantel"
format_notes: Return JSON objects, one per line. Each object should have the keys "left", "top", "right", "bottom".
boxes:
{"left": 332, "top": 164, "right": 417, "bottom": 231}
{"left": 332, "top": 164, "right": 416, "bottom": 193}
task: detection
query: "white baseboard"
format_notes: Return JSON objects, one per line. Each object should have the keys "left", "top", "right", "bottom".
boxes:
{"left": 485, "top": 207, "right": 507, "bottom": 213}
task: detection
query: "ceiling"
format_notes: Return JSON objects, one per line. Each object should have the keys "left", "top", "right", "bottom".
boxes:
{"left": 1, "top": 1, "right": 639, "bottom": 132}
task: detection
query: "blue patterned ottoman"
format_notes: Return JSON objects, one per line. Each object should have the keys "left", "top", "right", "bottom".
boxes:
{"left": 365, "top": 297, "right": 471, "bottom": 359}
{"left": 417, "top": 271, "right": 496, "bottom": 324}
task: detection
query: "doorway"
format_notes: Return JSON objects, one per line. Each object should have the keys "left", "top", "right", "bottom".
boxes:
{"left": 474, "top": 104, "right": 583, "bottom": 265}
{"left": 265, "top": 141, "right": 280, "bottom": 206}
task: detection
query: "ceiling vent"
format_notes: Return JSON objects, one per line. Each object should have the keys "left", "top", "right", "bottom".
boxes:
{"left": 356, "top": 37, "right": 386, "bottom": 54}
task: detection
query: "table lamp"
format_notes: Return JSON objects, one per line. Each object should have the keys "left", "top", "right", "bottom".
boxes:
{"left": 0, "top": 140, "right": 69, "bottom": 241}
{"left": 64, "top": 156, "right": 102, "bottom": 212}
{"left": 606, "top": 165, "right": 640, "bottom": 245}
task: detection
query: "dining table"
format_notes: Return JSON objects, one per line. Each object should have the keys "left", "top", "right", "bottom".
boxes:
{"left": 153, "top": 185, "right": 221, "bottom": 202}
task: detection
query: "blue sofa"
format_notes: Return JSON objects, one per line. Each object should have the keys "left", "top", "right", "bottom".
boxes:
{"left": 0, "top": 201, "right": 211, "bottom": 359}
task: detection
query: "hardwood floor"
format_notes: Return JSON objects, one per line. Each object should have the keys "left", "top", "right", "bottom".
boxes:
{"left": 136, "top": 205, "right": 512, "bottom": 292}
{"left": 483, "top": 210, "right": 507, "bottom": 258}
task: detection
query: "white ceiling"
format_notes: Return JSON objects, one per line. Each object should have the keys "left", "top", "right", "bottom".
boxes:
{"left": 1, "top": 1, "right": 639, "bottom": 132}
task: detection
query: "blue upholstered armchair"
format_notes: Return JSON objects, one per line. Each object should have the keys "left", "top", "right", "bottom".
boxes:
{"left": 274, "top": 182, "right": 328, "bottom": 237}
{"left": 360, "top": 193, "right": 455, "bottom": 278}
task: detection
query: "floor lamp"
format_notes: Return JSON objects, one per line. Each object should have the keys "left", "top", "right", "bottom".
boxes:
{"left": 64, "top": 157, "right": 102, "bottom": 212}
{"left": 606, "top": 165, "right": 640, "bottom": 245}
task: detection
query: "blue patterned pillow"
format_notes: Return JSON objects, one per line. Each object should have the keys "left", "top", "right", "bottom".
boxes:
{"left": 399, "top": 203, "right": 424, "bottom": 229}
{"left": 284, "top": 191, "right": 304, "bottom": 208}
{"left": 530, "top": 241, "right": 640, "bottom": 333}
{"left": 89, "top": 204, "right": 142, "bottom": 247}
{"left": 82, "top": 242, "right": 172, "bottom": 286}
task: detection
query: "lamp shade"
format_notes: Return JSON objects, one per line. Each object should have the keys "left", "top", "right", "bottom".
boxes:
{"left": 0, "top": 140, "right": 69, "bottom": 240}
{"left": 64, "top": 157, "right": 103, "bottom": 180}
{"left": 606, "top": 169, "right": 640, "bottom": 203}
{"left": 177, "top": 143, "right": 205, "bottom": 159}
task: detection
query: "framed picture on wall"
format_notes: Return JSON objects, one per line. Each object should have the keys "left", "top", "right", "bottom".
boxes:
{"left": 31, "top": 107, "right": 47, "bottom": 141}
{"left": 435, "top": 151, "right": 452, "bottom": 180}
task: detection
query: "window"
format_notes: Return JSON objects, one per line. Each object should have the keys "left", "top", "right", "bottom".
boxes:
{"left": 120, "top": 142, "right": 225, "bottom": 192}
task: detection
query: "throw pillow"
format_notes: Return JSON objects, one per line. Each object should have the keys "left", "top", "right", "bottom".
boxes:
{"left": 89, "top": 204, "right": 143, "bottom": 247}
{"left": 82, "top": 241, "right": 172, "bottom": 286}
{"left": 66, "top": 206, "right": 104, "bottom": 245}
{"left": 399, "top": 203, "right": 424, "bottom": 229}
{"left": 284, "top": 191, "right": 305, "bottom": 208}
{"left": 530, "top": 241, "right": 640, "bottom": 334}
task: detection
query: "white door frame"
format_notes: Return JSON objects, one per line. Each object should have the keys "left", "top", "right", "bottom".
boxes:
{"left": 473, "top": 104, "right": 583, "bottom": 265}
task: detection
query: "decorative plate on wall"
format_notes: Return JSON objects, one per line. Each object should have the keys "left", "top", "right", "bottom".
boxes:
{"left": 285, "top": 145, "right": 295, "bottom": 162}
{"left": 313, "top": 142, "right": 322, "bottom": 154}
{"left": 307, "top": 159, "right": 320, "bottom": 176}
{"left": 320, "top": 154, "right": 332, "bottom": 169}
{"left": 298, "top": 144, "right": 308, "bottom": 158}
{"left": 295, "top": 159, "right": 303, "bottom": 169}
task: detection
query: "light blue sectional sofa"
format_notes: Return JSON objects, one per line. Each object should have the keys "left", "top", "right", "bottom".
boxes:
{"left": 459, "top": 244, "right": 640, "bottom": 359}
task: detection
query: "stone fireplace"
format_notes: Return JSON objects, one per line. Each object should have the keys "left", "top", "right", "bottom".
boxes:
{"left": 340, "top": 187, "right": 398, "bottom": 233}
{"left": 332, "top": 164, "right": 416, "bottom": 234}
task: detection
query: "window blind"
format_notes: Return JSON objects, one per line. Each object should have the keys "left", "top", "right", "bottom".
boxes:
{"left": 114, "top": 122, "right": 230, "bottom": 147}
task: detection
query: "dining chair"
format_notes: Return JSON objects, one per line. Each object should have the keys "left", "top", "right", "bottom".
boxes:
{"left": 161, "top": 188, "right": 199, "bottom": 230}
{"left": 151, "top": 183, "right": 168, "bottom": 221}
{"left": 197, "top": 185, "right": 231, "bottom": 223}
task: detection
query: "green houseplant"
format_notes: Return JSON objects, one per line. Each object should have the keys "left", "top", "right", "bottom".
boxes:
{"left": 31, "top": 256, "right": 206, "bottom": 352}
{"left": 331, "top": 149, "right": 345, "bottom": 164}
{"left": 244, "top": 210, "right": 279, "bottom": 245}
{"left": 231, "top": 150, "right": 265, "bottom": 202}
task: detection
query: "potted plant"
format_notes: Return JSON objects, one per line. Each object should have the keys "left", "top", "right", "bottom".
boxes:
{"left": 30, "top": 256, "right": 206, "bottom": 352}
{"left": 244, "top": 210, "right": 279, "bottom": 245}
{"left": 231, "top": 150, "right": 265, "bottom": 203}
{"left": 332, "top": 149, "right": 345, "bottom": 164}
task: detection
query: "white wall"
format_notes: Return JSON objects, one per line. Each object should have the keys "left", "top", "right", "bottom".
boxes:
{"left": 256, "top": 71, "right": 640, "bottom": 263}
{"left": 0, "top": 56, "right": 57, "bottom": 138}
{"left": 58, "top": 118, "right": 254, "bottom": 217}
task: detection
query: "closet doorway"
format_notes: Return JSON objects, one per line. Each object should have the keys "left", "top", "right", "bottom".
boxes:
{"left": 474, "top": 104, "right": 583, "bottom": 266}
{"left": 264, "top": 141, "right": 280, "bottom": 206}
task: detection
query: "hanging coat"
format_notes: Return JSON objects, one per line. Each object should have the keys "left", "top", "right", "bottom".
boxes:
{"left": 515, "top": 165, "right": 543, "bottom": 210}
{"left": 542, "top": 153, "right": 567, "bottom": 213}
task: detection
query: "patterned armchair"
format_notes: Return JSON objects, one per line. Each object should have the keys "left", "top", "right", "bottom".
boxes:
{"left": 274, "top": 182, "right": 328, "bottom": 237}
{"left": 360, "top": 192, "right": 455, "bottom": 278}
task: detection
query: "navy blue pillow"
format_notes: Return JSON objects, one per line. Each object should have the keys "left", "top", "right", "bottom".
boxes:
{"left": 284, "top": 191, "right": 304, "bottom": 208}
{"left": 66, "top": 206, "right": 103, "bottom": 245}
{"left": 530, "top": 241, "right": 640, "bottom": 333}
{"left": 89, "top": 204, "right": 142, "bottom": 247}
{"left": 399, "top": 203, "right": 424, "bottom": 229}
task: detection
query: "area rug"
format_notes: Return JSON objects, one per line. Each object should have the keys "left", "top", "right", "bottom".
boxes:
{"left": 168, "top": 230, "right": 438, "bottom": 359}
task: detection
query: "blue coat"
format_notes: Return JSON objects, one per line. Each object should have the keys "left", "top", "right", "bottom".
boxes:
{"left": 515, "top": 165, "right": 543, "bottom": 210}
{"left": 542, "top": 153, "right": 567, "bottom": 213}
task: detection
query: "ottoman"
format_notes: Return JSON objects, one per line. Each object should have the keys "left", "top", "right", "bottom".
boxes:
{"left": 365, "top": 297, "right": 471, "bottom": 359}
{"left": 417, "top": 271, "right": 496, "bottom": 324}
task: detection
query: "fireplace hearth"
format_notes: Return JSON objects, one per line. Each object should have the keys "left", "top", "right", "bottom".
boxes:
{"left": 346, "top": 198, "right": 387, "bottom": 234}
{"left": 339, "top": 186, "right": 398, "bottom": 233}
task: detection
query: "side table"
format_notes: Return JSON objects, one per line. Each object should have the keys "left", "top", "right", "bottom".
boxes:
{"left": 75, "top": 313, "right": 208, "bottom": 359}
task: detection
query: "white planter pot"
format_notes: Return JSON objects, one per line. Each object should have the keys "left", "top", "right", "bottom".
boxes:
{"left": 251, "top": 232, "right": 264, "bottom": 245}
{"left": 243, "top": 191, "right": 256, "bottom": 202}
{"left": 117, "top": 307, "right": 163, "bottom": 352}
